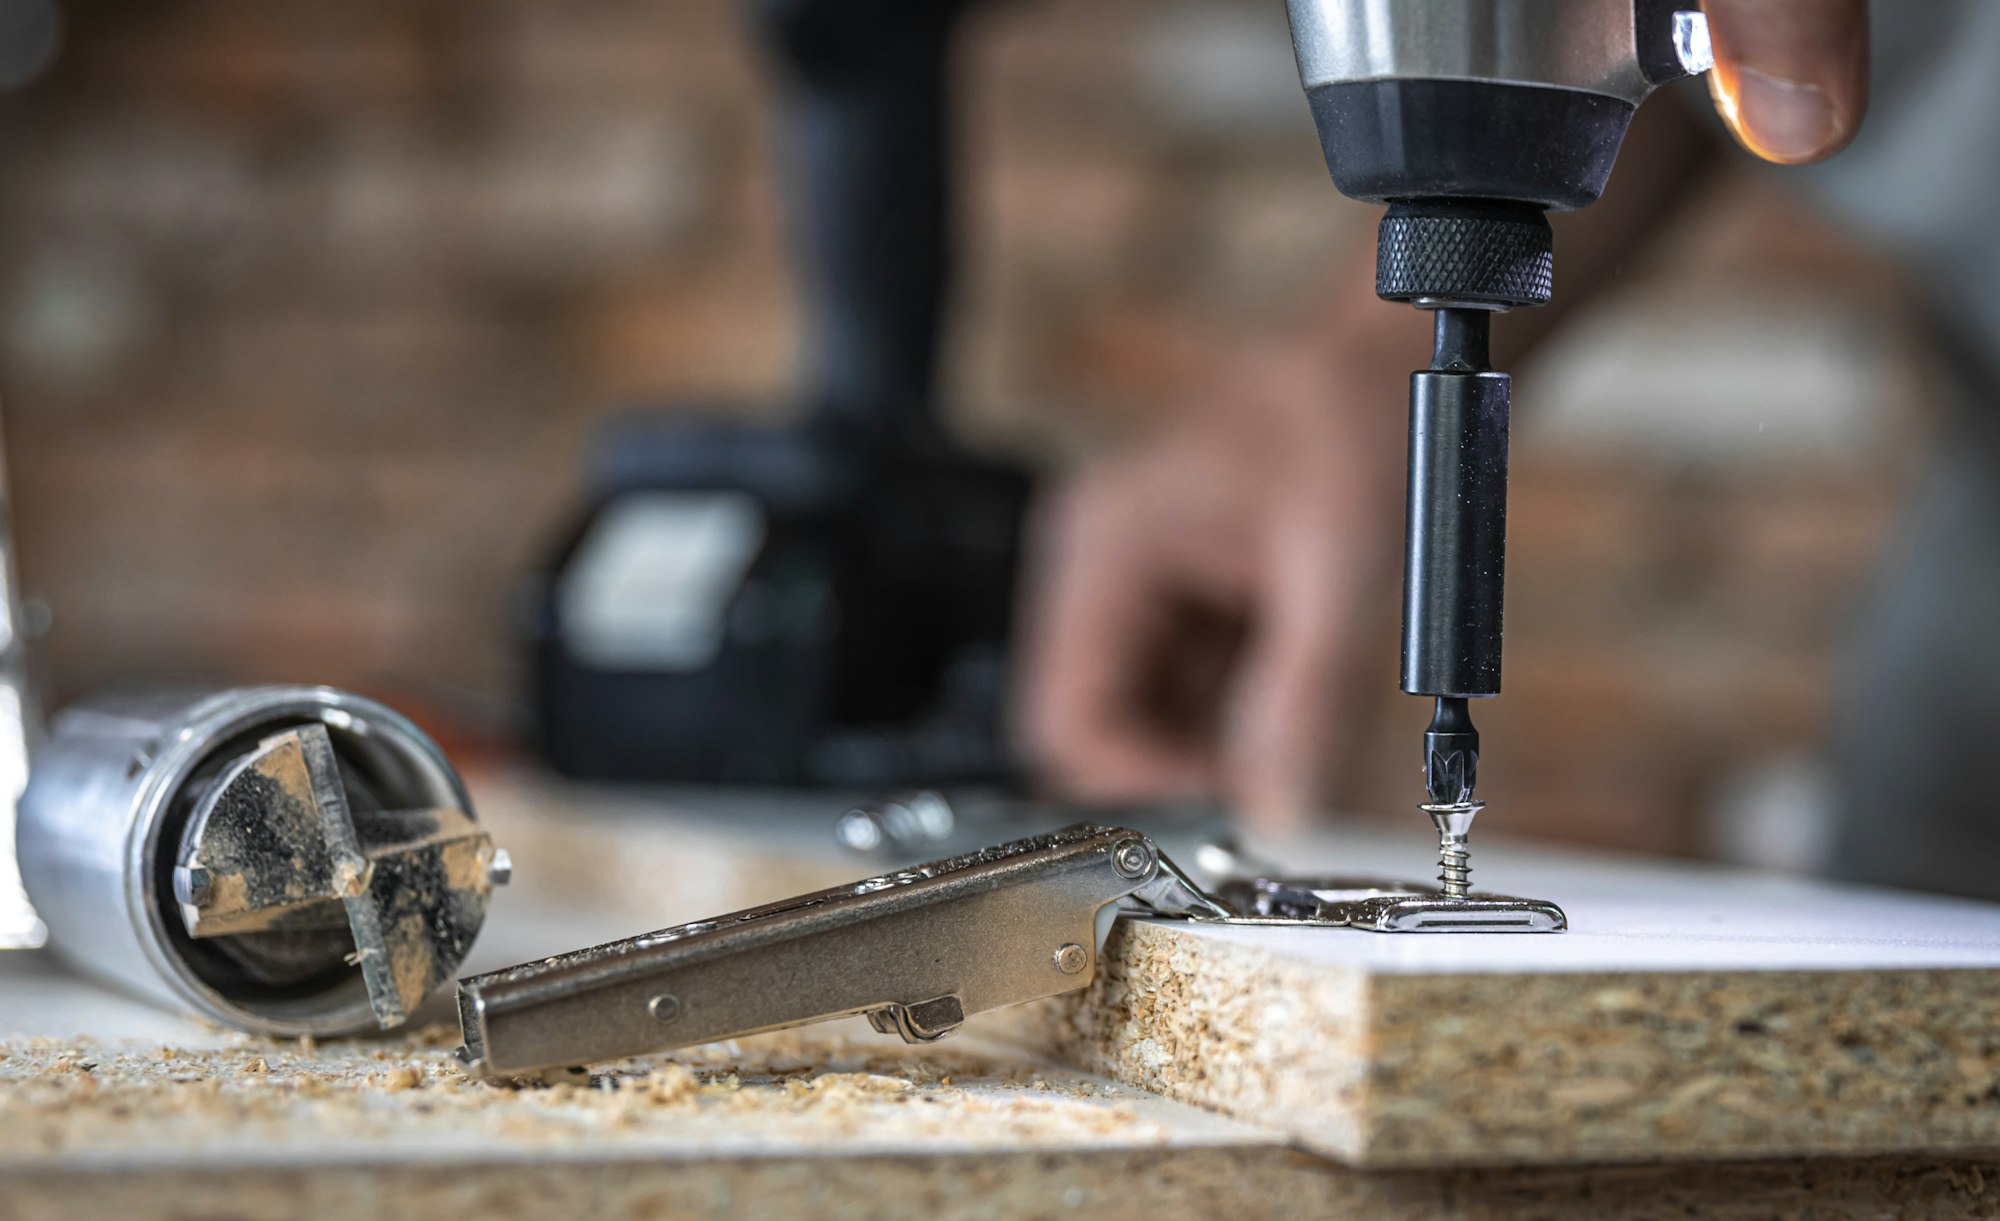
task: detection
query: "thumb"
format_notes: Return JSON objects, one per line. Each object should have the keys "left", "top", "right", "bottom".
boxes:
{"left": 1701, "top": 0, "right": 1869, "bottom": 165}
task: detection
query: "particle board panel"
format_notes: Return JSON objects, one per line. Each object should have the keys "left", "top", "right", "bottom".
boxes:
{"left": 1004, "top": 833, "right": 2000, "bottom": 1166}
{"left": 469, "top": 771, "right": 2000, "bottom": 1169}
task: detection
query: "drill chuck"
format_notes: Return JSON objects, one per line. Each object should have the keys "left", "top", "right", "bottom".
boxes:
{"left": 1377, "top": 201, "right": 1553, "bottom": 311}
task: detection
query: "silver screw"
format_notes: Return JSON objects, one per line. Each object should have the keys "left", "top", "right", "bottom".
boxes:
{"left": 1424, "top": 801, "right": 1482, "bottom": 899}
{"left": 1053, "top": 943, "right": 1088, "bottom": 975}
{"left": 487, "top": 848, "right": 513, "bottom": 888}
{"left": 1112, "top": 839, "right": 1154, "bottom": 879}
{"left": 649, "top": 994, "right": 682, "bottom": 1023}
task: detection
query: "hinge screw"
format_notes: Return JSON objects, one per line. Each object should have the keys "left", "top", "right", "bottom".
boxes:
{"left": 1423, "top": 801, "right": 1482, "bottom": 900}
{"left": 1112, "top": 839, "right": 1154, "bottom": 879}
{"left": 1054, "top": 943, "right": 1088, "bottom": 975}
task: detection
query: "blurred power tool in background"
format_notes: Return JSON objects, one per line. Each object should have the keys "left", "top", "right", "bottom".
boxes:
{"left": 528, "top": 0, "right": 1028, "bottom": 790}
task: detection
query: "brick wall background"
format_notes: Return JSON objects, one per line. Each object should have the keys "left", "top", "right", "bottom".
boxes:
{"left": 0, "top": 0, "right": 1933, "bottom": 859}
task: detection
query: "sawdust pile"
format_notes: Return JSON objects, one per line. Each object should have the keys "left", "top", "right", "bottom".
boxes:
{"left": 0, "top": 1026, "right": 1169, "bottom": 1161}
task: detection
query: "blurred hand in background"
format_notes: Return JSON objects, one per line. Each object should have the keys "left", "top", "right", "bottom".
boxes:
{"left": 1020, "top": 317, "right": 1410, "bottom": 834}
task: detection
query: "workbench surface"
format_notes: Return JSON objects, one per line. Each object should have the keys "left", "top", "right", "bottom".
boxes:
{"left": 9, "top": 771, "right": 2000, "bottom": 1219}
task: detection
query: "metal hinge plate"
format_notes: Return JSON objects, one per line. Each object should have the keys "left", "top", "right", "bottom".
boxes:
{"left": 455, "top": 821, "right": 1561, "bottom": 1078}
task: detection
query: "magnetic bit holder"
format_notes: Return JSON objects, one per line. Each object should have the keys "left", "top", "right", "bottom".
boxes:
{"left": 455, "top": 822, "right": 1560, "bottom": 1079}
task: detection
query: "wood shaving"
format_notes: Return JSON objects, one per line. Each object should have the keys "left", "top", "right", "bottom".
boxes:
{"left": 0, "top": 1023, "right": 1170, "bottom": 1166}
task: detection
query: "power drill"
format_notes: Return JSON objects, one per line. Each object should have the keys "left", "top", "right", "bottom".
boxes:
{"left": 531, "top": 0, "right": 1028, "bottom": 789}
{"left": 1282, "top": 0, "right": 1713, "bottom": 886}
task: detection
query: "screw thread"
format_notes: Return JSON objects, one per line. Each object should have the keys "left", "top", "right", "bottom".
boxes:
{"left": 1437, "top": 840, "right": 1472, "bottom": 898}
{"left": 1423, "top": 798, "right": 1482, "bottom": 901}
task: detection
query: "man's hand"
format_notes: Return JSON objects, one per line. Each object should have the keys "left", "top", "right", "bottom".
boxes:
{"left": 1703, "top": 0, "right": 1869, "bottom": 165}
{"left": 1019, "top": 335, "right": 1410, "bottom": 833}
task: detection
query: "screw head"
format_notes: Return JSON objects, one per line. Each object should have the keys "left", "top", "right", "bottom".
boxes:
{"left": 648, "top": 994, "right": 682, "bottom": 1023}
{"left": 1111, "top": 839, "right": 1154, "bottom": 880}
{"left": 1054, "top": 943, "right": 1088, "bottom": 975}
